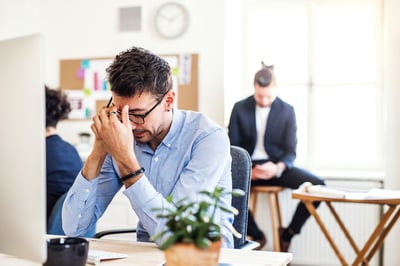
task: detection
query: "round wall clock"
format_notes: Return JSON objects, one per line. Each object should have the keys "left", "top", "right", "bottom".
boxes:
{"left": 155, "top": 2, "right": 190, "bottom": 39}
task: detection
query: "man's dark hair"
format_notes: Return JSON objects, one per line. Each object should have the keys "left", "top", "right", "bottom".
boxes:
{"left": 106, "top": 46, "right": 172, "bottom": 100}
{"left": 254, "top": 63, "right": 275, "bottom": 87}
{"left": 45, "top": 85, "right": 71, "bottom": 128}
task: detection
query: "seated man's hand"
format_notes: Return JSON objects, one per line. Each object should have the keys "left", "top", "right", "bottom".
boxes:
{"left": 251, "top": 162, "right": 279, "bottom": 180}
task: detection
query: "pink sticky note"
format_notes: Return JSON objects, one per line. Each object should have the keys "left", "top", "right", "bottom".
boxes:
{"left": 76, "top": 68, "right": 85, "bottom": 79}
{"left": 94, "top": 72, "right": 98, "bottom": 90}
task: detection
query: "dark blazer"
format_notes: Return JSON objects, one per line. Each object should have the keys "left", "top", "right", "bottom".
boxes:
{"left": 228, "top": 96, "right": 297, "bottom": 169}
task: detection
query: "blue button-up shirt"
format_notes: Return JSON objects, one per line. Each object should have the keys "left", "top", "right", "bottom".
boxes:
{"left": 62, "top": 109, "right": 234, "bottom": 248}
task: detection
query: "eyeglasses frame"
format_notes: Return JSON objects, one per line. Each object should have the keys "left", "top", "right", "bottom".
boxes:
{"left": 106, "top": 92, "right": 168, "bottom": 124}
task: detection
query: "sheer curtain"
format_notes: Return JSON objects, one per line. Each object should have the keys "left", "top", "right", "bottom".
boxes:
{"left": 241, "top": 0, "right": 383, "bottom": 173}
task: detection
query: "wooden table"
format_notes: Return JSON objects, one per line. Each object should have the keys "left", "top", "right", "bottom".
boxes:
{"left": 0, "top": 237, "right": 293, "bottom": 266}
{"left": 292, "top": 189, "right": 400, "bottom": 266}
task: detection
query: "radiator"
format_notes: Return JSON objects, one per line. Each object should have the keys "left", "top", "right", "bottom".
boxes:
{"left": 253, "top": 178, "right": 383, "bottom": 266}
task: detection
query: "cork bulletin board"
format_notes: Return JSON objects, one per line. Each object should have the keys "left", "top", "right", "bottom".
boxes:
{"left": 59, "top": 54, "right": 198, "bottom": 119}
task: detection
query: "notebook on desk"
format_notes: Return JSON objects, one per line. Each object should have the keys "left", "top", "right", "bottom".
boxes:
{"left": 161, "top": 262, "right": 234, "bottom": 266}
{"left": 364, "top": 188, "right": 400, "bottom": 199}
{"left": 87, "top": 249, "right": 128, "bottom": 265}
{"left": 297, "top": 182, "right": 400, "bottom": 200}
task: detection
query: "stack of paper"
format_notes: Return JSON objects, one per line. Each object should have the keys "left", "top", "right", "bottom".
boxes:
{"left": 300, "top": 183, "right": 400, "bottom": 200}
{"left": 305, "top": 185, "right": 347, "bottom": 198}
{"left": 365, "top": 188, "right": 400, "bottom": 199}
{"left": 87, "top": 250, "right": 128, "bottom": 265}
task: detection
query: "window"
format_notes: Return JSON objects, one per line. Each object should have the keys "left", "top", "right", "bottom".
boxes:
{"left": 241, "top": 0, "right": 383, "bottom": 173}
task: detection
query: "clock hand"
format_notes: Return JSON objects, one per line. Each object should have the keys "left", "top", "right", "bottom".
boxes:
{"left": 159, "top": 13, "right": 174, "bottom": 22}
{"left": 170, "top": 12, "right": 184, "bottom": 22}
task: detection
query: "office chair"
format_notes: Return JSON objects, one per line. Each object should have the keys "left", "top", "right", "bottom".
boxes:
{"left": 47, "top": 192, "right": 96, "bottom": 237}
{"left": 95, "top": 146, "right": 258, "bottom": 249}
{"left": 230, "top": 145, "right": 259, "bottom": 250}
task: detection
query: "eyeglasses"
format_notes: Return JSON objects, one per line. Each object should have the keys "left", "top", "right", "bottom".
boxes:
{"left": 106, "top": 93, "right": 167, "bottom": 124}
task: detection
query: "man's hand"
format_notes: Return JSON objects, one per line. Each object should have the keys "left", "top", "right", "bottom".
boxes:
{"left": 82, "top": 105, "right": 138, "bottom": 181}
{"left": 94, "top": 105, "right": 141, "bottom": 187}
{"left": 95, "top": 105, "right": 134, "bottom": 160}
{"left": 251, "top": 162, "right": 283, "bottom": 180}
{"left": 90, "top": 110, "right": 110, "bottom": 159}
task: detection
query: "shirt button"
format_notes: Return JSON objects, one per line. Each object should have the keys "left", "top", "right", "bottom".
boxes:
{"left": 154, "top": 157, "right": 159, "bottom": 162}
{"left": 84, "top": 188, "right": 90, "bottom": 193}
{"left": 167, "top": 143, "right": 171, "bottom": 147}
{"left": 78, "top": 214, "right": 82, "bottom": 218}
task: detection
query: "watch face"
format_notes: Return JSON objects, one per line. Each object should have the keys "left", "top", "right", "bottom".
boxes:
{"left": 155, "top": 2, "right": 189, "bottom": 38}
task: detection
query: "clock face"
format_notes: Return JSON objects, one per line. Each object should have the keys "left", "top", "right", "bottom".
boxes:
{"left": 155, "top": 2, "right": 189, "bottom": 39}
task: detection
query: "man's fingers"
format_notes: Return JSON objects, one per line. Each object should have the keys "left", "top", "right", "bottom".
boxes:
{"left": 121, "top": 105, "right": 130, "bottom": 125}
{"left": 109, "top": 110, "right": 120, "bottom": 121}
{"left": 98, "top": 107, "right": 110, "bottom": 122}
{"left": 90, "top": 123, "right": 101, "bottom": 139}
{"left": 92, "top": 114, "right": 102, "bottom": 132}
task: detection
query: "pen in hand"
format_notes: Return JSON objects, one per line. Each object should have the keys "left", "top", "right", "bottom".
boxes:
{"left": 106, "top": 97, "right": 113, "bottom": 108}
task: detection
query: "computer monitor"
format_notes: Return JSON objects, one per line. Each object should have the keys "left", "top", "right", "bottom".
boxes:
{"left": 0, "top": 34, "right": 46, "bottom": 263}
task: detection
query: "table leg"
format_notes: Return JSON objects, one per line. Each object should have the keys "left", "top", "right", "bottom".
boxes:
{"left": 303, "top": 201, "right": 348, "bottom": 266}
{"left": 351, "top": 206, "right": 400, "bottom": 265}
{"left": 366, "top": 207, "right": 400, "bottom": 262}
{"left": 325, "top": 202, "right": 372, "bottom": 265}
{"left": 249, "top": 192, "right": 258, "bottom": 214}
{"left": 326, "top": 202, "right": 361, "bottom": 255}
{"left": 269, "top": 192, "right": 281, "bottom": 252}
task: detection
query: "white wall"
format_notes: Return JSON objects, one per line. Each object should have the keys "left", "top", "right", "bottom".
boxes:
{"left": 1, "top": 0, "right": 225, "bottom": 125}
{"left": 0, "top": 0, "right": 42, "bottom": 40}
{"left": 223, "top": 0, "right": 242, "bottom": 127}
{"left": 40, "top": 0, "right": 225, "bottom": 126}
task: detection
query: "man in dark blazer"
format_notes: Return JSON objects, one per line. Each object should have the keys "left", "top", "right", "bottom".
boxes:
{"left": 228, "top": 64, "right": 325, "bottom": 252}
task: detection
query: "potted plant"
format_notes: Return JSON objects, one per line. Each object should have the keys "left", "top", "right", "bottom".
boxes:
{"left": 151, "top": 186, "right": 244, "bottom": 266}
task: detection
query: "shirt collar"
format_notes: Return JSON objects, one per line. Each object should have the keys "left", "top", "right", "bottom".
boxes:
{"left": 160, "top": 109, "right": 181, "bottom": 149}
{"left": 136, "top": 109, "right": 182, "bottom": 151}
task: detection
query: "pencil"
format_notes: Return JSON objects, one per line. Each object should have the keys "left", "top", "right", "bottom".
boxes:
{"left": 106, "top": 97, "right": 112, "bottom": 108}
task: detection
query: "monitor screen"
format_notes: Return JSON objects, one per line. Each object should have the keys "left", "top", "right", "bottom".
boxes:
{"left": 0, "top": 34, "right": 46, "bottom": 263}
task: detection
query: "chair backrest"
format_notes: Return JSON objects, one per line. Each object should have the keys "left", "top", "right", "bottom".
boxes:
{"left": 230, "top": 145, "right": 252, "bottom": 249}
{"left": 47, "top": 192, "right": 68, "bottom": 235}
{"left": 47, "top": 192, "right": 96, "bottom": 237}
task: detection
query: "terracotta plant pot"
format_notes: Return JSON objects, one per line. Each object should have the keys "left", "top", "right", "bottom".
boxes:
{"left": 164, "top": 240, "right": 222, "bottom": 266}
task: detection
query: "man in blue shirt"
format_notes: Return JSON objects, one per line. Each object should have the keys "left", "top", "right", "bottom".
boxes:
{"left": 62, "top": 47, "right": 234, "bottom": 248}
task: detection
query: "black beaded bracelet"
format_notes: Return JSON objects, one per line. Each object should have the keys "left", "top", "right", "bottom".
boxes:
{"left": 119, "top": 167, "right": 145, "bottom": 182}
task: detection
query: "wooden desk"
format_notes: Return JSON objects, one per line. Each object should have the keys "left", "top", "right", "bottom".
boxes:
{"left": 0, "top": 238, "right": 292, "bottom": 266}
{"left": 292, "top": 189, "right": 400, "bottom": 266}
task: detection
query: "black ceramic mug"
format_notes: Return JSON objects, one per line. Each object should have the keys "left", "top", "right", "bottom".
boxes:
{"left": 43, "top": 237, "right": 89, "bottom": 266}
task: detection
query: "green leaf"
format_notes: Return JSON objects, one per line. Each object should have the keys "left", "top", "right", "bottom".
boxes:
{"left": 159, "top": 232, "right": 183, "bottom": 250}
{"left": 231, "top": 188, "right": 245, "bottom": 197}
{"left": 152, "top": 186, "right": 244, "bottom": 250}
{"left": 195, "top": 237, "right": 212, "bottom": 249}
{"left": 165, "top": 195, "right": 174, "bottom": 203}
{"left": 151, "top": 230, "right": 168, "bottom": 242}
{"left": 218, "top": 205, "right": 238, "bottom": 215}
